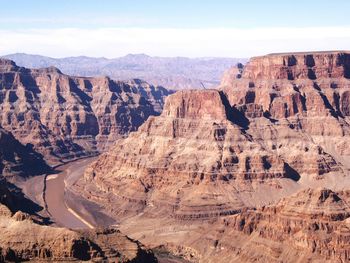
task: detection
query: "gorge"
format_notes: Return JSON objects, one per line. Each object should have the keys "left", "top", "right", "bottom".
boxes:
{"left": 0, "top": 51, "right": 350, "bottom": 262}
{"left": 70, "top": 51, "right": 350, "bottom": 262}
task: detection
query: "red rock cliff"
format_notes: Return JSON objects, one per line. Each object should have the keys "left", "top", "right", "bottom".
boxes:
{"left": 0, "top": 59, "right": 171, "bottom": 165}
{"left": 71, "top": 51, "right": 350, "bottom": 263}
{"left": 241, "top": 51, "right": 350, "bottom": 80}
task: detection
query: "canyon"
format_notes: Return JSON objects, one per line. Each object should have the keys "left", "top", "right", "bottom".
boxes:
{"left": 0, "top": 58, "right": 173, "bottom": 262}
{"left": 0, "top": 51, "right": 349, "bottom": 262}
{"left": 0, "top": 176, "right": 157, "bottom": 262}
{"left": 69, "top": 51, "right": 350, "bottom": 262}
{"left": 0, "top": 58, "right": 171, "bottom": 167}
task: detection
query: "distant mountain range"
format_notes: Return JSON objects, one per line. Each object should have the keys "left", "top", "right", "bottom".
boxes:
{"left": 2, "top": 53, "right": 247, "bottom": 90}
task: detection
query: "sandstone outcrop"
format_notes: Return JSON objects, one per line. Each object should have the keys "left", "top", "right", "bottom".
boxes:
{"left": 71, "top": 51, "right": 350, "bottom": 262}
{"left": 0, "top": 58, "right": 171, "bottom": 166}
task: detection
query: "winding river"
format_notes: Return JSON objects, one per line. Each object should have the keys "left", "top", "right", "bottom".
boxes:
{"left": 45, "top": 157, "right": 97, "bottom": 229}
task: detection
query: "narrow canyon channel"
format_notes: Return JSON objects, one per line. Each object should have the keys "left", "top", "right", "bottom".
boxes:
{"left": 45, "top": 157, "right": 97, "bottom": 229}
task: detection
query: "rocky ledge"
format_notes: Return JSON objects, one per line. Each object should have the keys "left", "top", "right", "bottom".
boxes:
{"left": 240, "top": 51, "right": 350, "bottom": 80}
{"left": 215, "top": 188, "right": 350, "bottom": 262}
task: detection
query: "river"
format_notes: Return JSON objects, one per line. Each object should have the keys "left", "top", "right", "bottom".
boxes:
{"left": 45, "top": 157, "right": 97, "bottom": 229}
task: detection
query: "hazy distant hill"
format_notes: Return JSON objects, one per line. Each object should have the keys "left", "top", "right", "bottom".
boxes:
{"left": 3, "top": 53, "right": 247, "bottom": 90}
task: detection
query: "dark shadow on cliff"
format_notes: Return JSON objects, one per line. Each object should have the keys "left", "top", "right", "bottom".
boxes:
{"left": 0, "top": 176, "right": 53, "bottom": 225}
{"left": 284, "top": 163, "right": 301, "bottom": 181}
{"left": 0, "top": 131, "right": 53, "bottom": 178}
{"left": 313, "top": 82, "right": 340, "bottom": 119}
{"left": 263, "top": 111, "right": 278, "bottom": 124}
{"left": 337, "top": 53, "right": 350, "bottom": 79}
{"left": 219, "top": 91, "right": 250, "bottom": 130}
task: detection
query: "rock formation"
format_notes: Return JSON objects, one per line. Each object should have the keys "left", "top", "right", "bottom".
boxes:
{"left": 220, "top": 51, "right": 350, "bottom": 175}
{"left": 0, "top": 58, "right": 171, "bottom": 166}
{"left": 0, "top": 203, "right": 157, "bottom": 262}
{"left": 0, "top": 127, "right": 50, "bottom": 178}
{"left": 71, "top": 51, "right": 350, "bottom": 262}
{"left": 0, "top": 174, "right": 157, "bottom": 263}
{"left": 78, "top": 89, "right": 304, "bottom": 220}
{"left": 211, "top": 188, "right": 350, "bottom": 262}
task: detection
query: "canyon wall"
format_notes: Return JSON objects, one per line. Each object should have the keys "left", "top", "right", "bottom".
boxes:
{"left": 0, "top": 202, "right": 157, "bottom": 262}
{"left": 72, "top": 51, "right": 350, "bottom": 262}
{"left": 0, "top": 59, "right": 171, "bottom": 166}
{"left": 220, "top": 51, "right": 350, "bottom": 174}
{"left": 212, "top": 188, "right": 350, "bottom": 262}
{"left": 0, "top": 127, "right": 50, "bottom": 178}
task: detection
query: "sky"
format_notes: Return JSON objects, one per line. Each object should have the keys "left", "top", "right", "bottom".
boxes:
{"left": 0, "top": 0, "right": 349, "bottom": 58}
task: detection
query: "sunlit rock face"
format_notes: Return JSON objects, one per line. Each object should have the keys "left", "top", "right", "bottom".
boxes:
{"left": 220, "top": 51, "right": 350, "bottom": 176}
{"left": 218, "top": 188, "right": 350, "bottom": 263}
{"left": 0, "top": 59, "right": 171, "bottom": 165}
{"left": 70, "top": 51, "right": 350, "bottom": 262}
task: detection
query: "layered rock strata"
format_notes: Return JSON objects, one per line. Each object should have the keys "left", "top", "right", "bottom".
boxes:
{"left": 71, "top": 51, "right": 350, "bottom": 262}
{"left": 79, "top": 89, "right": 302, "bottom": 221}
{"left": 0, "top": 59, "right": 171, "bottom": 165}
{"left": 210, "top": 188, "right": 350, "bottom": 262}
{"left": 220, "top": 51, "right": 350, "bottom": 174}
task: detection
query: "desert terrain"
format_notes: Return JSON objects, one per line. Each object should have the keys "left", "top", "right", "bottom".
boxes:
{"left": 0, "top": 51, "right": 350, "bottom": 262}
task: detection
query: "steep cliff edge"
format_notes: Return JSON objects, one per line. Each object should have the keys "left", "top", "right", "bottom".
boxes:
{"left": 71, "top": 51, "right": 350, "bottom": 262}
{"left": 240, "top": 51, "right": 350, "bottom": 80}
{"left": 220, "top": 51, "right": 350, "bottom": 173}
{"left": 0, "top": 59, "right": 171, "bottom": 166}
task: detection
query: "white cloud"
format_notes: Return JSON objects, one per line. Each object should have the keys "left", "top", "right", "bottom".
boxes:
{"left": 0, "top": 27, "right": 349, "bottom": 58}
{"left": 0, "top": 16, "right": 158, "bottom": 27}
